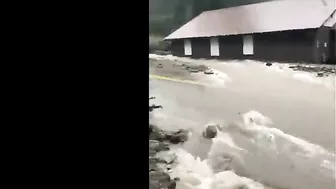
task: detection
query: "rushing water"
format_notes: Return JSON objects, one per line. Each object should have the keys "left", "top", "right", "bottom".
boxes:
{"left": 149, "top": 54, "right": 335, "bottom": 189}
{"left": 154, "top": 111, "right": 335, "bottom": 189}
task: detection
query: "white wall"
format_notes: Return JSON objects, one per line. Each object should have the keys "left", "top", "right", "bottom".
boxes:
{"left": 210, "top": 37, "right": 220, "bottom": 56}
{"left": 243, "top": 35, "right": 254, "bottom": 55}
{"left": 184, "top": 39, "right": 192, "bottom": 55}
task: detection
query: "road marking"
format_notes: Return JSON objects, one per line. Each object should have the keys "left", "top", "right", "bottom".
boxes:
{"left": 149, "top": 74, "right": 206, "bottom": 86}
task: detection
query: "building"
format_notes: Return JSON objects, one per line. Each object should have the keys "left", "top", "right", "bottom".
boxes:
{"left": 332, "top": 24, "right": 336, "bottom": 62}
{"left": 165, "top": 0, "right": 336, "bottom": 64}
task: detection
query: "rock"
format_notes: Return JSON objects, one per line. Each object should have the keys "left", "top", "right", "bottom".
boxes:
{"left": 149, "top": 157, "right": 168, "bottom": 164}
{"left": 149, "top": 140, "right": 170, "bottom": 152}
{"left": 289, "top": 66, "right": 296, "bottom": 69}
{"left": 169, "top": 133, "right": 188, "bottom": 144}
{"left": 150, "top": 170, "right": 171, "bottom": 182}
{"left": 166, "top": 129, "right": 189, "bottom": 144}
{"left": 203, "top": 124, "right": 218, "bottom": 139}
{"left": 149, "top": 125, "right": 190, "bottom": 143}
{"left": 149, "top": 179, "right": 176, "bottom": 189}
{"left": 317, "top": 72, "right": 324, "bottom": 77}
{"left": 331, "top": 69, "right": 335, "bottom": 73}
{"left": 149, "top": 125, "right": 166, "bottom": 140}
{"left": 167, "top": 180, "right": 177, "bottom": 189}
{"left": 149, "top": 177, "right": 176, "bottom": 189}
{"left": 204, "top": 69, "right": 214, "bottom": 75}
{"left": 149, "top": 149, "right": 157, "bottom": 156}
{"left": 157, "top": 64, "right": 163, "bottom": 68}
{"left": 149, "top": 130, "right": 166, "bottom": 141}
{"left": 265, "top": 62, "right": 272, "bottom": 66}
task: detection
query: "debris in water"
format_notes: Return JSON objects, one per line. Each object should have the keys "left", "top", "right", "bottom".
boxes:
{"left": 166, "top": 129, "right": 189, "bottom": 143}
{"left": 150, "top": 124, "right": 189, "bottom": 144}
{"left": 288, "top": 65, "right": 335, "bottom": 77}
{"left": 317, "top": 72, "right": 324, "bottom": 77}
{"left": 204, "top": 69, "right": 214, "bottom": 75}
{"left": 203, "top": 124, "right": 219, "bottom": 139}
{"left": 149, "top": 104, "right": 163, "bottom": 112}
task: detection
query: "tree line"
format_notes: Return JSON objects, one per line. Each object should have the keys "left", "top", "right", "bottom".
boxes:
{"left": 149, "top": 0, "right": 273, "bottom": 36}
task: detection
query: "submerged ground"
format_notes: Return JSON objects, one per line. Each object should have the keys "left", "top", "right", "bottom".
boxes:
{"left": 149, "top": 54, "right": 335, "bottom": 189}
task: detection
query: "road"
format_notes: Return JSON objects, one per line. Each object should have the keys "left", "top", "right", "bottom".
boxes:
{"left": 149, "top": 55, "right": 335, "bottom": 189}
{"left": 150, "top": 56, "right": 335, "bottom": 152}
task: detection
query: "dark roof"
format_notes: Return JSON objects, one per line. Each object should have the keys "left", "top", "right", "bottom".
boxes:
{"left": 165, "top": 0, "right": 336, "bottom": 40}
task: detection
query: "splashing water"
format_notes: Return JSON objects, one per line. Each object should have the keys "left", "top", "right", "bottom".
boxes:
{"left": 149, "top": 54, "right": 335, "bottom": 89}
{"left": 168, "top": 148, "right": 268, "bottom": 189}
{"left": 166, "top": 110, "right": 335, "bottom": 189}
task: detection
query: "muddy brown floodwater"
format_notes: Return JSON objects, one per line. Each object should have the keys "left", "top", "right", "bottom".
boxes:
{"left": 149, "top": 54, "right": 335, "bottom": 189}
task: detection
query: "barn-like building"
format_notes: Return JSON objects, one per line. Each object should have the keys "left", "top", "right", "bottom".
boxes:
{"left": 165, "top": 0, "right": 336, "bottom": 64}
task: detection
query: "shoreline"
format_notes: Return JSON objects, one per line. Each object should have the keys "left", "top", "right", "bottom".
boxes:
{"left": 149, "top": 97, "right": 189, "bottom": 189}
{"left": 149, "top": 53, "right": 336, "bottom": 77}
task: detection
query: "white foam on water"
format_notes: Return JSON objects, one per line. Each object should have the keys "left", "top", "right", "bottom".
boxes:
{"left": 166, "top": 110, "right": 335, "bottom": 189}
{"left": 292, "top": 73, "right": 321, "bottom": 84}
{"left": 150, "top": 54, "right": 195, "bottom": 63}
{"left": 241, "top": 110, "right": 273, "bottom": 127}
{"left": 150, "top": 54, "right": 335, "bottom": 90}
{"left": 291, "top": 72, "right": 335, "bottom": 89}
{"left": 168, "top": 148, "right": 268, "bottom": 189}
{"left": 150, "top": 54, "right": 233, "bottom": 87}
{"left": 194, "top": 68, "right": 232, "bottom": 87}
{"left": 265, "top": 66, "right": 285, "bottom": 73}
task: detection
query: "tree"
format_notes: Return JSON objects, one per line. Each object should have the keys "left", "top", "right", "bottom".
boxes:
{"left": 149, "top": 0, "right": 273, "bottom": 36}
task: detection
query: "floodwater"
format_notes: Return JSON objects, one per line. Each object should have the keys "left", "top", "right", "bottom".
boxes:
{"left": 149, "top": 54, "right": 336, "bottom": 189}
